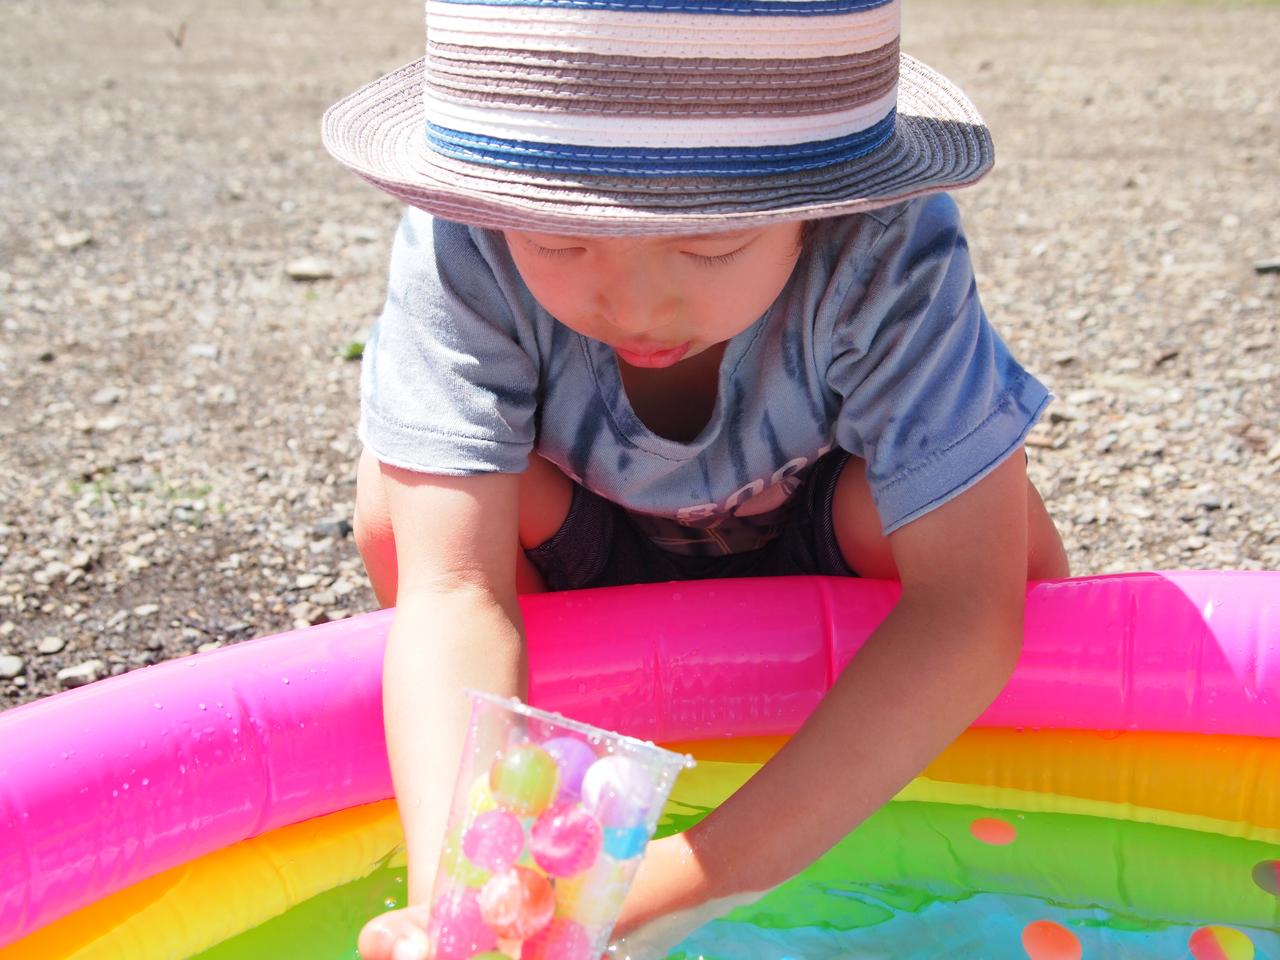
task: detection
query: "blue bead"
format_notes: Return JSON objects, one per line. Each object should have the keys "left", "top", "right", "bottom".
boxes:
{"left": 603, "top": 825, "right": 648, "bottom": 860}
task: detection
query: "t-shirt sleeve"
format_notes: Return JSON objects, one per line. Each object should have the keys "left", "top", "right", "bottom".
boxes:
{"left": 358, "top": 210, "right": 538, "bottom": 476}
{"left": 825, "top": 194, "right": 1051, "bottom": 534}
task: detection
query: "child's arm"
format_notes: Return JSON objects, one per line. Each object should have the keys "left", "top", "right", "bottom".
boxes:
{"left": 612, "top": 450, "right": 1036, "bottom": 943}
{"left": 378, "top": 464, "right": 527, "bottom": 904}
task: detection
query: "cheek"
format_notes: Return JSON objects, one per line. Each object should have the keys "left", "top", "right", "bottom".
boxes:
{"left": 513, "top": 261, "right": 587, "bottom": 320}
{"left": 723, "top": 255, "right": 799, "bottom": 322}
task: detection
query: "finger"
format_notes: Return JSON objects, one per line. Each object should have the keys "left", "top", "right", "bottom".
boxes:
{"left": 391, "top": 928, "right": 430, "bottom": 960}
{"left": 358, "top": 908, "right": 433, "bottom": 960}
{"left": 357, "top": 914, "right": 400, "bottom": 959}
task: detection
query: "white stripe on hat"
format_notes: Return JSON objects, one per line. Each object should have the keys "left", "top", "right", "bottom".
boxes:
{"left": 425, "top": 0, "right": 900, "bottom": 60}
{"left": 424, "top": 84, "right": 897, "bottom": 149}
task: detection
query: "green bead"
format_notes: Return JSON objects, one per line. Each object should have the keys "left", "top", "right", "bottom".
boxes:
{"left": 490, "top": 744, "right": 560, "bottom": 816}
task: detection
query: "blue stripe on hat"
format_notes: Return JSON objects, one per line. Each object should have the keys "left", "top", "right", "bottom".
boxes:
{"left": 426, "top": 112, "right": 896, "bottom": 177}
{"left": 430, "top": 0, "right": 891, "bottom": 13}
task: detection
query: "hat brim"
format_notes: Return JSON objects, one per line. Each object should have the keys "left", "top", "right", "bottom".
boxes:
{"left": 323, "top": 53, "right": 992, "bottom": 235}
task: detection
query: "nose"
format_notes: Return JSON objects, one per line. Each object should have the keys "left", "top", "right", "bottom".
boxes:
{"left": 596, "top": 274, "right": 671, "bottom": 340}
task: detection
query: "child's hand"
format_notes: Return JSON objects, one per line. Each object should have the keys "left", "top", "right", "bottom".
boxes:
{"left": 357, "top": 904, "right": 433, "bottom": 960}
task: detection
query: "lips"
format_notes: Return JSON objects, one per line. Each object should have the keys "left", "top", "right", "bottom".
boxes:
{"left": 613, "top": 342, "right": 691, "bottom": 369}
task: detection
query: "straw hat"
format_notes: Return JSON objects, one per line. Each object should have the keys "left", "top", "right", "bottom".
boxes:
{"left": 322, "top": 0, "right": 993, "bottom": 235}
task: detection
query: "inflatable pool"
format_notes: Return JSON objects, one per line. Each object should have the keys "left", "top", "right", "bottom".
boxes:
{"left": 1, "top": 572, "right": 1277, "bottom": 959}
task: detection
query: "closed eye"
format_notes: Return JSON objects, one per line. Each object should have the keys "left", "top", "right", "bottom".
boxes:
{"left": 685, "top": 246, "right": 747, "bottom": 267}
{"left": 530, "top": 243, "right": 583, "bottom": 259}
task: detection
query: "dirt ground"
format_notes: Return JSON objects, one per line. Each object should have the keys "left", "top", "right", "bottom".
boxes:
{"left": 1, "top": 0, "right": 1277, "bottom": 708}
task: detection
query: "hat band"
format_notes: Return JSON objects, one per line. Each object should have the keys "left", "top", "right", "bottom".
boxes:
{"left": 432, "top": 0, "right": 892, "bottom": 13}
{"left": 426, "top": 1, "right": 899, "bottom": 61}
{"left": 425, "top": 109, "right": 896, "bottom": 176}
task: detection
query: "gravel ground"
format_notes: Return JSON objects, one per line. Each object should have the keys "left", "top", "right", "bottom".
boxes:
{"left": 1, "top": 0, "right": 1277, "bottom": 708}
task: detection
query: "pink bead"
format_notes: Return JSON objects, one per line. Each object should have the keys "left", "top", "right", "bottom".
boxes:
{"left": 478, "top": 865, "right": 556, "bottom": 941}
{"left": 530, "top": 802, "right": 602, "bottom": 877}
{"left": 521, "top": 917, "right": 594, "bottom": 960}
{"left": 430, "top": 889, "right": 498, "bottom": 960}
{"left": 463, "top": 809, "right": 526, "bottom": 872}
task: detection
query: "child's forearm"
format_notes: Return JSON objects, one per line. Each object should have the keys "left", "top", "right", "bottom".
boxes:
{"left": 684, "top": 592, "right": 1022, "bottom": 899}
{"left": 383, "top": 588, "right": 526, "bottom": 905}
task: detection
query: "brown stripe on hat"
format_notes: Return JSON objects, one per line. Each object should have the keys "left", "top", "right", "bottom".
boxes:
{"left": 427, "top": 40, "right": 899, "bottom": 118}
{"left": 427, "top": 41, "right": 899, "bottom": 80}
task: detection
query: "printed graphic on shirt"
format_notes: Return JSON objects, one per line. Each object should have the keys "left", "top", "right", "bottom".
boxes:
{"left": 630, "top": 444, "right": 834, "bottom": 556}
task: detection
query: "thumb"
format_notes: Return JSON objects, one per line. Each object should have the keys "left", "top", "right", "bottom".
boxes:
{"left": 391, "top": 928, "right": 430, "bottom": 960}
{"left": 358, "top": 905, "right": 433, "bottom": 960}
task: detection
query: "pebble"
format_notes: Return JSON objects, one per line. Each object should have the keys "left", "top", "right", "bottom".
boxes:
{"left": 312, "top": 518, "right": 353, "bottom": 539}
{"left": 36, "top": 636, "right": 66, "bottom": 655}
{"left": 57, "top": 660, "right": 106, "bottom": 689}
{"left": 0, "top": 655, "right": 24, "bottom": 680}
{"left": 90, "top": 386, "right": 124, "bottom": 406}
{"left": 285, "top": 257, "right": 335, "bottom": 281}
{"left": 54, "top": 230, "right": 93, "bottom": 251}
{"left": 1253, "top": 259, "right": 1280, "bottom": 275}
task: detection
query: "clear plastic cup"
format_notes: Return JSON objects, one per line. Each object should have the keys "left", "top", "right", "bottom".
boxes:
{"left": 426, "top": 690, "right": 695, "bottom": 960}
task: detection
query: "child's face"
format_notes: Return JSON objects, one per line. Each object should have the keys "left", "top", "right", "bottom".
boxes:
{"left": 503, "top": 223, "right": 804, "bottom": 368}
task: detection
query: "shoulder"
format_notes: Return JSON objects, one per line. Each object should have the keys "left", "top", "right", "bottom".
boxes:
{"left": 805, "top": 194, "right": 965, "bottom": 271}
{"left": 391, "top": 209, "right": 510, "bottom": 282}
{"left": 386, "top": 210, "right": 536, "bottom": 322}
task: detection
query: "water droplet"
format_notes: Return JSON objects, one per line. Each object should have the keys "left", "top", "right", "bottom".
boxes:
{"left": 198, "top": 703, "right": 207, "bottom": 711}
{"left": 141, "top": 778, "right": 149, "bottom": 786}
{"left": 153, "top": 703, "right": 163, "bottom": 710}
{"left": 383, "top": 897, "right": 398, "bottom": 909}
{"left": 281, "top": 677, "right": 290, "bottom": 685}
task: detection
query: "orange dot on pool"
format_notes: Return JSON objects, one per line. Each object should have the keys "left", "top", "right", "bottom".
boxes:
{"left": 970, "top": 817, "right": 1017, "bottom": 845}
{"left": 1252, "top": 859, "right": 1280, "bottom": 897}
{"left": 1021, "top": 919, "right": 1082, "bottom": 960}
{"left": 1189, "top": 925, "right": 1255, "bottom": 960}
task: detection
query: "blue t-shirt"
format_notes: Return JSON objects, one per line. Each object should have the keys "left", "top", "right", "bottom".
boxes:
{"left": 359, "top": 194, "right": 1050, "bottom": 555}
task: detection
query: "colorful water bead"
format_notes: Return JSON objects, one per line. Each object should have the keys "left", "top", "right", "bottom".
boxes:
{"left": 478, "top": 865, "right": 556, "bottom": 940}
{"left": 464, "top": 809, "right": 526, "bottom": 873}
{"left": 1020, "top": 919, "right": 1082, "bottom": 960}
{"left": 541, "top": 736, "right": 597, "bottom": 804}
{"left": 601, "top": 824, "right": 648, "bottom": 860}
{"left": 429, "top": 889, "right": 498, "bottom": 960}
{"left": 530, "top": 802, "right": 602, "bottom": 876}
{"left": 521, "top": 917, "right": 593, "bottom": 960}
{"left": 469, "top": 772, "right": 499, "bottom": 816}
{"left": 553, "top": 857, "right": 631, "bottom": 930}
{"left": 1189, "top": 926, "right": 1255, "bottom": 960}
{"left": 440, "top": 826, "right": 491, "bottom": 888}
{"left": 581, "top": 755, "right": 656, "bottom": 828}
{"left": 491, "top": 744, "right": 560, "bottom": 816}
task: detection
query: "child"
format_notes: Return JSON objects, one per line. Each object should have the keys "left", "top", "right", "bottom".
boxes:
{"left": 323, "top": 0, "right": 1069, "bottom": 956}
